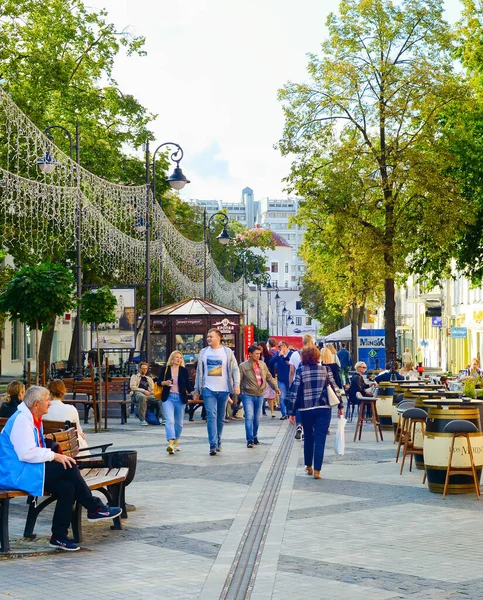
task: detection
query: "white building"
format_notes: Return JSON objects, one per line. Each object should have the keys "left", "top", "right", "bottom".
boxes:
{"left": 258, "top": 197, "right": 306, "bottom": 286}
{"left": 189, "top": 187, "right": 260, "bottom": 228}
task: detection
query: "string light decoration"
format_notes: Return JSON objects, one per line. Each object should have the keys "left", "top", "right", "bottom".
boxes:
{"left": 0, "top": 88, "right": 243, "bottom": 310}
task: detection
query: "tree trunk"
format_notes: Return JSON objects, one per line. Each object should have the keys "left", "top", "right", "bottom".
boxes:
{"left": 39, "top": 315, "right": 56, "bottom": 379}
{"left": 350, "top": 301, "right": 358, "bottom": 364}
{"left": 384, "top": 277, "right": 396, "bottom": 364}
{"left": 67, "top": 315, "right": 79, "bottom": 369}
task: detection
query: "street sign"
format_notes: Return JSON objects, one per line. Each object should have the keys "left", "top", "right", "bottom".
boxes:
{"left": 450, "top": 327, "right": 467, "bottom": 338}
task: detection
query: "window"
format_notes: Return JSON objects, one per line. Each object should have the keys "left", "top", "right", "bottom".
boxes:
{"left": 296, "top": 301, "right": 302, "bottom": 310}
{"left": 271, "top": 262, "right": 278, "bottom": 273}
{"left": 284, "top": 280, "right": 289, "bottom": 288}
{"left": 296, "top": 317, "right": 302, "bottom": 326}
{"left": 284, "top": 263, "right": 289, "bottom": 273}
{"left": 306, "top": 317, "right": 312, "bottom": 326}
{"left": 291, "top": 275, "right": 297, "bottom": 281}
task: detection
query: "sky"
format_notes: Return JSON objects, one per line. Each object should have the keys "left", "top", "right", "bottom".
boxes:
{"left": 86, "top": 0, "right": 465, "bottom": 204}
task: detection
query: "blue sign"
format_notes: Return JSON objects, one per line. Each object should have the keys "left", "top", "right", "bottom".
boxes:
{"left": 432, "top": 317, "right": 442, "bottom": 327}
{"left": 358, "top": 329, "right": 385, "bottom": 370}
{"left": 450, "top": 327, "right": 467, "bottom": 339}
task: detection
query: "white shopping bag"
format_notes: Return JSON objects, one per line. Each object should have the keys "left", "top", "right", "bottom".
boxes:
{"left": 334, "top": 416, "right": 347, "bottom": 456}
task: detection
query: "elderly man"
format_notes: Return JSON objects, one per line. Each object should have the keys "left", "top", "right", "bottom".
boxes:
{"left": 0, "top": 386, "right": 121, "bottom": 552}
{"left": 130, "top": 361, "right": 163, "bottom": 425}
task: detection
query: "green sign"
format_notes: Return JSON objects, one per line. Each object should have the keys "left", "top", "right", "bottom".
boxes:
{"left": 368, "top": 349, "right": 377, "bottom": 357}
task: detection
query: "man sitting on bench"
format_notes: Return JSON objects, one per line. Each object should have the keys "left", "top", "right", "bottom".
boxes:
{"left": 0, "top": 386, "right": 121, "bottom": 552}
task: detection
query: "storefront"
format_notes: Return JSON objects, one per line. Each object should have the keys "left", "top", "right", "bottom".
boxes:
{"left": 149, "top": 298, "right": 243, "bottom": 375}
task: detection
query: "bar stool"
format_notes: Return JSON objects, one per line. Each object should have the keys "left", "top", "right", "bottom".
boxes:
{"left": 395, "top": 401, "right": 415, "bottom": 460}
{"left": 399, "top": 407, "right": 427, "bottom": 478}
{"left": 353, "top": 394, "right": 383, "bottom": 442}
{"left": 443, "top": 420, "right": 480, "bottom": 499}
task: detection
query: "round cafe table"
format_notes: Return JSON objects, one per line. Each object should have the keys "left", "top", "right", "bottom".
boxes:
{"left": 422, "top": 398, "right": 483, "bottom": 494}
{"left": 407, "top": 390, "right": 445, "bottom": 469}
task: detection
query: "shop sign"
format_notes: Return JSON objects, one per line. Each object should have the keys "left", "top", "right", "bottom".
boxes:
{"left": 213, "top": 318, "right": 239, "bottom": 334}
{"left": 450, "top": 327, "right": 467, "bottom": 338}
{"left": 174, "top": 318, "right": 203, "bottom": 327}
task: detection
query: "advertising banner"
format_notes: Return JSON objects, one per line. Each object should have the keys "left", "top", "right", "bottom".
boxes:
{"left": 358, "top": 329, "right": 385, "bottom": 370}
{"left": 92, "top": 288, "right": 136, "bottom": 349}
{"left": 244, "top": 325, "right": 254, "bottom": 359}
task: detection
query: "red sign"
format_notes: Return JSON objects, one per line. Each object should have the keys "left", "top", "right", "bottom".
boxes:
{"left": 244, "top": 325, "right": 254, "bottom": 359}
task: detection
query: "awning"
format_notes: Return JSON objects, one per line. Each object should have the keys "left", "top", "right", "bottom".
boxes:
{"left": 323, "top": 325, "right": 351, "bottom": 342}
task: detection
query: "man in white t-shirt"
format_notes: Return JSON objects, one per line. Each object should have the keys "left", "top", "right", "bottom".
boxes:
{"left": 193, "top": 329, "right": 240, "bottom": 455}
{"left": 289, "top": 334, "right": 314, "bottom": 440}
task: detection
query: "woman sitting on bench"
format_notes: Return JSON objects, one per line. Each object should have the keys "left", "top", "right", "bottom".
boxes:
{"left": 0, "top": 381, "right": 25, "bottom": 418}
{"left": 44, "top": 379, "right": 89, "bottom": 452}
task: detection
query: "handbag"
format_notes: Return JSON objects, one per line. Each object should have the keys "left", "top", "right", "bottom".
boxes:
{"left": 153, "top": 366, "right": 169, "bottom": 400}
{"left": 334, "top": 416, "right": 347, "bottom": 455}
{"left": 327, "top": 384, "right": 340, "bottom": 407}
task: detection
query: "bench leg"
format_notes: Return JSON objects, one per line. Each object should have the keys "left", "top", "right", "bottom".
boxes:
{"left": 107, "top": 482, "right": 124, "bottom": 529}
{"left": 0, "top": 498, "right": 11, "bottom": 553}
{"left": 24, "top": 496, "right": 57, "bottom": 539}
{"left": 83, "top": 403, "right": 89, "bottom": 424}
{"left": 121, "top": 403, "right": 127, "bottom": 425}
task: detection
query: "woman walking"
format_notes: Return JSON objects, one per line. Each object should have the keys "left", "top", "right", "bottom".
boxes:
{"left": 0, "top": 380, "right": 25, "bottom": 418}
{"left": 287, "top": 346, "right": 344, "bottom": 479}
{"left": 160, "top": 351, "right": 192, "bottom": 454}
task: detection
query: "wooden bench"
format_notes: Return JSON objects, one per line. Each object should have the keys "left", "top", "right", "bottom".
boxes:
{"left": 187, "top": 398, "right": 205, "bottom": 421}
{"left": 0, "top": 421, "right": 131, "bottom": 553}
{"left": 103, "top": 377, "right": 131, "bottom": 427}
{"left": 62, "top": 377, "right": 100, "bottom": 431}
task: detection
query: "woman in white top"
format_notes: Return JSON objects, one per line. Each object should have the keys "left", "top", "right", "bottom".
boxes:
{"left": 44, "top": 379, "right": 89, "bottom": 450}
{"left": 327, "top": 344, "right": 341, "bottom": 367}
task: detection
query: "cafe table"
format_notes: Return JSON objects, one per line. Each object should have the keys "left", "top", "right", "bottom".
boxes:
{"left": 405, "top": 390, "right": 445, "bottom": 469}
{"left": 422, "top": 398, "right": 483, "bottom": 494}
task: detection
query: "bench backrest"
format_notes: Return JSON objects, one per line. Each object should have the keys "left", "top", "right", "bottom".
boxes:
{"left": 45, "top": 427, "right": 79, "bottom": 457}
{"left": 106, "top": 378, "right": 130, "bottom": 395}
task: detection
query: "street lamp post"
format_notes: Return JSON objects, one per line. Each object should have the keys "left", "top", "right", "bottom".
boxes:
{"left": 278, "top": 301, "right": 287, "bottom": 336}
{"left": 204, "top": 210, "right": 231, "bottom": 300}
{"left": 150, "top": 141, "right": 190, "bottom": 308}
{"left": 266, "top": 281, "right": 272, "bottom": 333}
{"left": 37, "top": 123, "right": 82, "bottom": 376}
{"left": 275, "top": 287, "right": 281, "bottom": 335}
{"left": 142, "top": 139, "right": 190, "bottom": 364}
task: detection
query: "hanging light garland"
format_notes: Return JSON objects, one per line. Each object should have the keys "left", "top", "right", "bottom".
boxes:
{"left": 0, "top": 88, "right": 242, "bottom": 309}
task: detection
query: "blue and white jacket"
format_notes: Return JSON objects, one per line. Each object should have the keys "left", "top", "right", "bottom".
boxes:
{"left": 0, "top": 402, "right": 54, "bottom": 496}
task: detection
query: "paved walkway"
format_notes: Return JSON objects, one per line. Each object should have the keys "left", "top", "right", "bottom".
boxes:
{"left": 3, "top": 411, "right": 483, "bottom": 599}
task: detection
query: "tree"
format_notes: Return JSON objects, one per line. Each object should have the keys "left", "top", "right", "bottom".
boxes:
{"left": 80, "top": 285, "right": 117, "bottom": 429}
{"left": 0, "top": 262, "right": 75, "bottom": 380}
{"left": 278, "top": 0, "right": 469, "bottom": 360}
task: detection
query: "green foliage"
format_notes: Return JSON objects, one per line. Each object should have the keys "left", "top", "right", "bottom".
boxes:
{"left": 252, "top": 325, "right": 269, "bottom": 344}
{"left": 278, "top": 0, "right": 469, "bottom": 352}
{"left": 0, "top": 261, "right": 75, "bottom": 329}
{"left": 80, "top": 285, "right": 117, "bottom": 325}
{"left": 299, "top": 277, "right": 343, "bottom": 336}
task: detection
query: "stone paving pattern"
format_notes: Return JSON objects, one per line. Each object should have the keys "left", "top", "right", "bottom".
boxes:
{"left": 2, "top": 411, "right": 483, "bottom": 599}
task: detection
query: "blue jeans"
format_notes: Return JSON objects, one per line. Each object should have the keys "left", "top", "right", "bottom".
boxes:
{"left": 278, "top": 381, "right": 289, "bottom": 416}
{"left": 240, "top": 394, "right": 263, "bottom": 443}
{"left": 202, "top": 388, "right": 229, "bottom": 450}
{"left": 301, "top": 408, "right": 331, "bottom": 471}
{"left": 163, "top": 392, "right": 184, "bottom": 441}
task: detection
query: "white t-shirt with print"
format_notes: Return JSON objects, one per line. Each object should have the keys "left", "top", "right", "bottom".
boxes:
{"left": 203, "top": 346, "right": 229, "bottom": 392}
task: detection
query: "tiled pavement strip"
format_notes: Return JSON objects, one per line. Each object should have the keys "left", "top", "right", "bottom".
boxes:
{"left": 2, "top": 413, "right": 483, "bottom": 599}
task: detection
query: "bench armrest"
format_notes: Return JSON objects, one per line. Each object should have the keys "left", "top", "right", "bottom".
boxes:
{"left": 77, "top": 443, "right": 113, "bottom": 453}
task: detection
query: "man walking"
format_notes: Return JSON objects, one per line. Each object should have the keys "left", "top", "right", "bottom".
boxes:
{"left": 0, "top": 386, "right": 121, "bottom": 552}
{"left": 193, "top": 329, "right": 240, "bottom": 455}
{"left": 271, "top": 340, "right": 292, "bottom": 420}
{"left": 337, "top": 343, "right": 352, "bottom": 386}
{"left": 239, "top": 345, "right": 279, "bottom": 448}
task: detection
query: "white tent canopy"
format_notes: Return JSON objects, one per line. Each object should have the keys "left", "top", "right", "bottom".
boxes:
{"left": 323, "top": 324, "right": 351, "bottom": 342}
